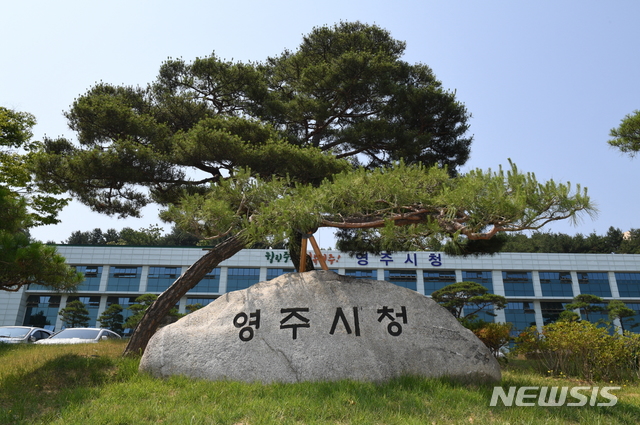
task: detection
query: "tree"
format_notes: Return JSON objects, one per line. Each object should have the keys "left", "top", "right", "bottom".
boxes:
{"left": 64, "top": 225, "right": 202, "bottom": 246}
{"left": 557, "top": 310, "right": 580, "bottom": 322}
{"left": 185, "top": 303, "right": 204, "bottom": 314}
{"left": 65, "top": 228, "right": 121, "bottom": 245}
{"left": 59, "top": 300, "right": 91, "bottom": 328}
{"left": 430, "top": 281, "right": 507, "bottom": 320}
{"left": 472, "top": 322, "right": 512, "bottom": 359}
{"left": 124, "top": 294, "right": 180, "bottom": 331}
{"left": 607, "top": 300, "right": 637, "bottom": 333}
{"left": 1, "top": 107, "right": 83, "bottom": 292}
{"left": 1, "top": 107, "right": 69, "bottom": 225}
{"left": 30, "top": 23, "right": 595, "bottom": 356}
{"left": 498, "top": 227, "right": 625, "bottom": 254}
{"left": 98, "top": 304, "right": 125, "bottom": 335}
{"left": 564, "top": 294, "right": 606, "bottom": 322}
{"left": 619, "top": 229, "right": 640, "bottom": 254}
{"left": 253, "top": 21, "right": 472, "bottom": 171}
{"left": 609, "top": 110, "right": 640, "bottom": 156}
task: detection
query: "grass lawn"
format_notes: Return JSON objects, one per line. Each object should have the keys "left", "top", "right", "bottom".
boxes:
{"left": 1, "top": 340, "right": 639, "bottom": 424}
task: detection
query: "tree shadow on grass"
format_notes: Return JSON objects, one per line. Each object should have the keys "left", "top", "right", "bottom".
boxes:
{"left": 0, "top": 352, "right": 122, "bottom": 424}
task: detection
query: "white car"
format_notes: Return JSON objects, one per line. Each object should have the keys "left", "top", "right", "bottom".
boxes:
{"left": 0, "top": 326, "right": 53, "bottom": 344}
{"left": 35, "top": 328, "right": 121, "bottom": 345}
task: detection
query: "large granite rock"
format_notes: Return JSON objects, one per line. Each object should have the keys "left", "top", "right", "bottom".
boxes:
{"left": 139, "top": 271, "right": 501, "bottom": 383}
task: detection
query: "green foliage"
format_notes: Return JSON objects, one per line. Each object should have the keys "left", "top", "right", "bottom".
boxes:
{"left": 607, "top": 300, "right": 638, "bottom": 333}
{"left": 557, "top": 310, "right": 580, "bottom": 322}
{"left": 58, "top": 300, "right": 91, "bottom": 328}
{"left": 31, "top": 22, "right": 471, "bottom": 251}
{"left": 430, "top": 281, "right": 507, "bottom": 319}
{"left": 1, "top": 107, "right": 82, "bottom": 292}
{"left": 1, "top": 106, "right": 69, "bottom": 226}
{"left": 514, "top": 321, "right": 640, "bottom": 382}
{"left": 565, "top": 294, "right": 606, "bottom": 322}
{"left": 256, "top": 21, "right": 472, "bottom": 172}
{"left": 609, "top": 110, "right": 640, "bottom": 156}
{"left": 124, "top": 294, "right": 158, "bottom": 330}
{"left": 619, "top": 228, "right": 640, "bottom": 254}
{"left": 98, "top": 304, "right": 125, "bottom": 335}
{"left": 124, "top": 294, "right": 180, "bottom": 330}
{"left": 0, "top": 187, "right": 83, "bottom": 292}
{"left": 64, "top": 225, "right": 202, "bottom": 246}
{"left": 499, "top": 226, "right": 628, "bottom": 254}
{"left": 472, "top": 321, "right": 513, "bottom": 359}
{"left": 246, "top": 160, "right": 594, "bottom": 251}
{"left": 185, "top": 303, "right": 203, "bottom": 314}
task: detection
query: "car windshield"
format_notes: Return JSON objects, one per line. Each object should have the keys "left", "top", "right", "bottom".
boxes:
{"left": 0, "top": 327, "right": 29, "bottom": 338}
{"left": 51, "top": 329, "right": 101, "bottom": 339}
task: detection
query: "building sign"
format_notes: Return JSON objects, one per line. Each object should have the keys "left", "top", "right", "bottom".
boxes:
{"left": 264, "top": 251, "right": 443, "bottom": 267}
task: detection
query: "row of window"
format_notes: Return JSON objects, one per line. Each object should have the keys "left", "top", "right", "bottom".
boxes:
{"left": 23, "top": 294, "right": 640, "bottom": 336}
{"left": 27, "top": 267, "right": 640, "bottom": 297}
{"left": 23, "top": 295, "right": 218, "bottom": 331}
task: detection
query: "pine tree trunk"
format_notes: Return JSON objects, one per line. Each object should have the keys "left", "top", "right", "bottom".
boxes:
{"left": 288, "top": 230, "right": 315, "bottom": 272}
{"left": 123, "top": 234, "right": 246, "bottom": 357}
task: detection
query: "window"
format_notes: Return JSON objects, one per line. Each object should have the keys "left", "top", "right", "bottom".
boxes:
{"left": 147, "top": 267, "right": 182, "bottom": 292}
{"left": 539, "top": 272, "right": 574, "bottom": 297}
{"left": 186, "top": 298, "right": 216, "bottom": 307}
{"left": 186, "top": 298, "right": 216, "bottom": 313}
{"left": 267, "top": 268, "right": 295, "bottom": 280}
{"left": 385, "top": 270, "right": 417, "bottom": 291}
{"left": 67, "top": 296, "right": 101, "bottom": 326}
{"left": 541, "top": 301, "right": 569, "bottom": 325}
{"left": 83, "top": 266, "right": 100, "bottom": 277}
{"left": 23, "top": 295, "right": 61, "bottom": 329}
{"left": 462, "top": 271, "right": 493, "bottom": 293}
{"left": 192, "top": 268, "right": 221, "bottom": 293}
{"left": 578, "top": 272, "right": 612, "bottom": 297}
{"left": 107, "top": 266, "right": 142, "bottom": 292}
{"left": 423, "top": 270, "right": 456, "bottom": 295}
{"left": 227, "top": 268, "right": 260, "bottom": 292}
{"left": 502, "top": 271, "right": 535, "bottom": 296}
{"left": 615, "top": 272, "right": 640, "bottom": 297}
{"left": 504, "top": 302, "right": 536, "bottom": 336}
{"left": 620, "top": 303, "right": 640, "bottom": 332}
{"left": 344, "top": 269, "right": 375, "bottom": 279}
{"left": 107, "top": 296, "right": 138, "bottom": 323}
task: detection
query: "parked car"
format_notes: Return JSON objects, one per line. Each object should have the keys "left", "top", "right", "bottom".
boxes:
{"left": 35, "top": 328, "right": 121, "bottom": 345}
{"left": 0, "top": 326, "right": 53, "bottom": 344}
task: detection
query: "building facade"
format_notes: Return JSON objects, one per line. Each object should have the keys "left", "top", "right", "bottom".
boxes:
{"left": 1, "top": 246, "right": 640, "bottom": 334}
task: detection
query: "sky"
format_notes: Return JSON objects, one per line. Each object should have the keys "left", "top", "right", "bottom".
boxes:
{"left": 2, "top": 1, "right": 639, "bottom": 248}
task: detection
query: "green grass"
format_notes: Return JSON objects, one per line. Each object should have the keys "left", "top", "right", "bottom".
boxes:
{"left": 1, "top": 341, "right": 639, "bottom": 424}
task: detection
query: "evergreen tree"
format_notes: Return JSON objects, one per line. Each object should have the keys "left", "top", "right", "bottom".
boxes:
{"left": 608, "top": 110, "right": 640, "bottom": 156}
{"left": 607, "top": 300, "right": 637, "bottom": 332}
{"left": 125, "top": 294, "right": 180, "bottom": 330}
{"left": 98, "top": 304, "right": 125, "bottom": 335}
{"left": 59, "top": 300, "right": 91, "bottom": 328}
{"left": 430, "top": 281, "right": 507, "bottom": 320}
{"left": 1, "top": 107, "right": 83, "bottom": 292}
{"left": 29, "top": 24, "right": 596, "bottom": 356}
{"left": 565, "top": 294, "right": 606, "bottom": 322}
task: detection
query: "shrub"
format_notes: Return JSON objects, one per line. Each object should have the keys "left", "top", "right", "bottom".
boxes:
{"left": 514, "top": 320, "right": 640, "bottom": 381}
{"left": 472, "top": 322, "right": 512, "bottom": 359}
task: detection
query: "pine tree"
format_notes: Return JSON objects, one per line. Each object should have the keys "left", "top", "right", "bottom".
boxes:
{"left": 59, "top": 300, "right": 90, "bottom": 328}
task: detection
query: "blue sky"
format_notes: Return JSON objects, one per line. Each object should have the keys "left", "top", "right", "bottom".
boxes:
{"left": 2, "top": 1, "right": 639, "bottom": 247}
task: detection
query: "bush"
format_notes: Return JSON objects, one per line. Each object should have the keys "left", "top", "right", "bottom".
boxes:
{"left": 514, "top": 320, "right": 640, "bottom": 381}
{"left": 472, "top": 322, "right": 512, "bottom": 359}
